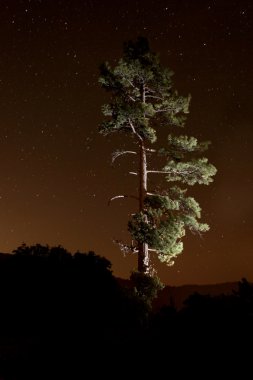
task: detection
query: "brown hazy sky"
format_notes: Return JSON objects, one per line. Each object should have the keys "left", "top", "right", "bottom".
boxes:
{"left": 0, "top": 0, "right": 252, "bottom": 285}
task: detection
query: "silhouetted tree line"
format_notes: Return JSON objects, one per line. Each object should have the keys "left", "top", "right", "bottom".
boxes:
{"left": 0, "top": 244, "right": 156, "bottom": 379}
{"left": 0, "top": 244, "right": 151, "bottom": 337}
{"left": 0, "top": 244, "right": 252, "bottom": 378}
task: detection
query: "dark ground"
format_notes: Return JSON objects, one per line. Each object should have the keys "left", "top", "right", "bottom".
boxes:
{"left": 0, "top": 249, "right": 252, "bottom": 378}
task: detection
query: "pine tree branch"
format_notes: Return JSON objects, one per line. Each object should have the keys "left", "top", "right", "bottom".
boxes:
{"left": 108, "top": 195, "right": 139, "bottom": 205}
{"left": 129, "top": 171, "right": 138, "bottom": 175}
{"left": 126, "top": 79, "right": 137, "bottom": 89}
{"left": 145, "top": 86, "right": 156, "bottom": 93}
{"left": 112, "top": 150, "right": 137, "bottom": 164}
{"left": 147, "top": 169, "right": 197, "bottom": 175}
{"left": 146, "top": 95, "right": 164, "bottom": 101}
{"left": 128, "top": 119, "right": 143, "bottom": 141}
{"left": 113, "top": 239, "right": 138, "bottom": 254}
{"left": 154, "top": 108, "right": 172, "bottom": 113}
{"left": 128, "top": 95, "right": 136, "bottom": 102}
{"left": 147, "top": 170, "right": 169, "bottom": 174}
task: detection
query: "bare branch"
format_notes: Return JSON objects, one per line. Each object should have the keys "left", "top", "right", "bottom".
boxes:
{"left": 128, "top": 95, "right": 136, "bottom": 102}
{"left": 113, "top": 239, "right": 138, "bottom": 255}
{"left": 148, "top": 248, "right": 158, "bottom": 252}
{"left": 108, "top": 194, "right": 139, "bottom": 206}
{"left": 112, "top": 150, "right": 137, "bottom": 164}
{"left": 126, "top": 79, "right": 137, "bottom": 89}
{"left": 146, "top": 95, "right": 164, "bottom": 101}
{"left": 146, "top": 148, "right": 156, "bottom": 152}
{"left": 145, "top": 86, "right": 155, "bottom": 93}
{"left": 128, "top": 119, "right": 143, "bottom": 141}
{"left": 129, "top": 171, "right": 138, "bottom": 176}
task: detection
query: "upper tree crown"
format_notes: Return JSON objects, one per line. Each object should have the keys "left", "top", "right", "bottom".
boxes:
{"left": 99, "top": 37, "right": 191, "bottom": 143}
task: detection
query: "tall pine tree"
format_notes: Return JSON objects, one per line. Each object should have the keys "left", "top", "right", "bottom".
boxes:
{"left": 99, "top": 38, "right": 217, "bottom": 275}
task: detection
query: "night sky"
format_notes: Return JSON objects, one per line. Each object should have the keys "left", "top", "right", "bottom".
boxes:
{"left": 0, "top": 0, "right": 252, "bottom": 285}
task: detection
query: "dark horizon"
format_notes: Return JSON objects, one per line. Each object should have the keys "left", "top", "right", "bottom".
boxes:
{"left": 0, "top": 249, "right": 248, "bottom": 288}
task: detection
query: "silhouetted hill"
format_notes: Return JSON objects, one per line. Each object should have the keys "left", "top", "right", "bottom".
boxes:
{"left": 117, "top": 278, "right": 239, "bottom": 310}
{"left": 156, "top": 282, "right": 240, "bottom": 310}
{"left": 0, "top": 252, "right": 11, "bottom": 260}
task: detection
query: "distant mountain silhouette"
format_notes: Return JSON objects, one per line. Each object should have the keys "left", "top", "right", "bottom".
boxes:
{"left": 153, "top": 282, "right": 240, "bottom": 310}
{"left": 117, "top": 277, "right": 240, "bottom": 310}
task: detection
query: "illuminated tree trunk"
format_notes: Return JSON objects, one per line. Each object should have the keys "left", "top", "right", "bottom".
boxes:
{"left": 138, "top": 141, "right": 149, "bottom": 273}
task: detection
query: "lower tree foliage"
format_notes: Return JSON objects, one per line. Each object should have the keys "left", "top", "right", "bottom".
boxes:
{"left": 128, "top": 186, "right": 210, "bottom": 266}
{"left": 130, "top": 271, "right": 164, "bottom": 307}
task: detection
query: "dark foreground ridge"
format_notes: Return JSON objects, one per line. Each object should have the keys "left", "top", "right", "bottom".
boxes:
{"left": 0, "top": 247, "right": 252, "bottom": 378}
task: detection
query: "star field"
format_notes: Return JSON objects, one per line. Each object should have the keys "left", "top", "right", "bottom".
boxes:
{"left": 0, "top": 0, "right": 252, "bottom": 284}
